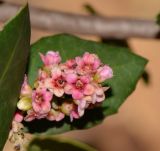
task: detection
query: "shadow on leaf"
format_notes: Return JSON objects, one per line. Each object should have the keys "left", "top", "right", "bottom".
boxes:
{"left": 23, "top": 107, "right": 105, "bottom": 134}
{"left": 28, "top": 137, "right": 97, "bottom": 151}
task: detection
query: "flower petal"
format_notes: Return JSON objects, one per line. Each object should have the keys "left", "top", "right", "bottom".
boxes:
{"left": 51, "top": 66, "right": 62, "bottom": 79}
{"left": 96, "top": 65, "right": 113, "bottom": 82}
{"left": 96, "top": 87, "right": 104, "bottom": 95}
{"left": 64, "top": 84, "right": 73, "bottom": 94}
{"left": 96, "top": 94, "right": 105, "bottom": 102}
{"left": 43, "top": 91, "right": 53, "bottom": 102}
{"left": 78, "top": 106, "right": 85, "bottom": 117}
{"left": 79, "top": 99, "right": 86, "bottom": 109}
{"left": 47, "top": 51, "right": 61, "bottom": 64}
{"left": 44, "top": 78, "right": 53, "bottom": 89}
{"left": 20, "top": 75, "right": 32, "bottom": 97}
{"left": 47, "top": 109, "right": 64, "bottom": 121}
{"left": 53, "top": 88, "right": 64, "bottom": 97}
{"left": 84, "top": 84, "right": 94, "bottom": 95}
{"left": 32, "top": 101, "right": 41, "bottom": 113}
{"left": 39, "top": 53, "right": 48, "bottom": 65}
{"left": 41, "top": 101, "right": 51, "bottom": 113}
{"left": 75, "top": 56, "right": 84, "bottom": 66}
{"left": 70, "top": 110, "right": 79, "bottom": 122}
{"left": 39, "top": 51, "right": 61, "bottom": 66}
{"left": 72, "top": 89, "right": 83, "bottom": 100}
{"left": 80, "top": 75, "right": 90, "bottom": 84}
{"left": 66, "top": 73, "right": 77, "bottom": 84}
{"left": 24, "top": 110, "right": 35, "bottom": 122}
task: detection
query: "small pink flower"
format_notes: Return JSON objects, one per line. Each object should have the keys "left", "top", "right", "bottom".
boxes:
{"left": 14, "top": 112, "right": 23, "bottom": 123}
{"left": 20, "top": 75, "right": 32, "bottom": 97}
{"left": 76, "top": 52, "right": 101, "bottom": 75}
{"left": 65, "top": 73, "right": 94, "bottom": 100}
{"left": 47, "top": 109, "right": 64, "bottom": 121}
{"left": 60, "top": 59, "right": 77, "bottom": 74}
{"left": 16, "top": 51, "right": 113, "bottom": 123}
{"left": 45, "top": 66, "right": 66, "bottom": 97}
{"left": 74, "top": 96, "right": 91, "bottom": 117}
{"left": 35, "top": 68, "right": 51, "bottom": 89}
{"left": 24, "top": 110, "right": 47, "bottom": 121}
{"left": 38, "top": 68, "right": 50, "bottom": 81}
{"left": 32, "top": 88, "right": 53, "bottom": 114}
{"left": 65, "top": 59, "right": 77, "bottom": 69}
{"left": 95, "top": 65, "right": 113, "bottom": 83}
{"left": 91, "top": 84, "right": 109, "bottom": 104}
{"left": 40, "top": 51, "right": 61, "bottom": 66}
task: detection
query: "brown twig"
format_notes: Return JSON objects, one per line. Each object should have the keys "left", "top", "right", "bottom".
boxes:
{"left": 0, "top": 3, "right": 159, "bottom": 39}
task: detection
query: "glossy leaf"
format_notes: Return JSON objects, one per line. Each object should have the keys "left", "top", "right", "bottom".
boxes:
{"left": 0, "top": 4, "right": 30, "bottom": 150}
{"left": 27, "top": 137, "right": 97, "bottom": 151}
{"left": 26, "top": 34, "right": 147, "bottom": 134}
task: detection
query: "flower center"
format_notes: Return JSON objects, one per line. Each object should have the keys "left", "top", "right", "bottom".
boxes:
{"left": 35, "top": 93, "right": 43, "bottom": 103}
{"left": 55, "top": 77, "right": 65, "bottom": 88}
{"left": 71, "top": 63, "right": 77, "bottom": 69}
{"left": 84, "top": 64, "right": 92, "bottom": 71}
{"left": 75, "top": 80, "right": 84, "bottom": 89}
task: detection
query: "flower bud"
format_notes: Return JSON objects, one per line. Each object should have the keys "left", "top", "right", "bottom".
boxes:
{"left": 39, "top": 51, "right": 61, "bottom": 66}
{"left": 17, "top": 97, "right": 32, "bottom": 111}
{"left": 61, "top": 102, "right": 74, "bottom": 115}
{"left": 14, "top": 112, "right": 23, "bottom": 123}
{"left": 95, "top": 65, "right": 113, "bottom": 83}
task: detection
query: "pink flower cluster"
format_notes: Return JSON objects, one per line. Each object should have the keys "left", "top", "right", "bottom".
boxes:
{"left": 15, "top": 51, "right": 113, "bottom": 123}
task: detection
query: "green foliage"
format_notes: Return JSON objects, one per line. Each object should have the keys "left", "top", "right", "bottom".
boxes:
{"left": 156, "top": 13, "right": 160, "bottom": 25}
{"left": 0, "top": 4, "right": 30, "bottom": 150}
{"left": 83, "top": 4, "right": 99, "bottom": 15}
{"left": 26, "top": 34, "right": 147, "bottom": 134}
{"left": 27, "top": 137, "right": 97, "bottom": 151}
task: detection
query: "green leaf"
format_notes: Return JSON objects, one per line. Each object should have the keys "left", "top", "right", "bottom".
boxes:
{"left": 26, "top": 34, "right": 147, "bottom": 134}
{"left": 0, "top": 4, "right": 30, "bottom": 150}
{"left": 156, "top": 13, "right": 160, "bottom": 26}
{"left": 27, "top": 137, "right": 97, "bottom": 151}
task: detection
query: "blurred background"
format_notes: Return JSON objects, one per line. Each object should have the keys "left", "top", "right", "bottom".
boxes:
{"left": 1, "top": 0, "right": 160, "bottom": 151}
